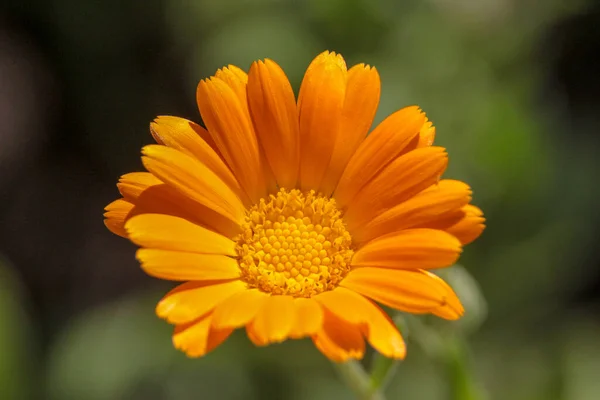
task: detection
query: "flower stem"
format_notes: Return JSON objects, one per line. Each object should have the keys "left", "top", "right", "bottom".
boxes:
{"left": 333, "top": 360, "right": 386, "bottom": 400}
{"left": 369, "top": 354, "right": 399, "bottom": 392}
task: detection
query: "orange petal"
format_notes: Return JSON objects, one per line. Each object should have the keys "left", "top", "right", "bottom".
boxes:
{"left": 352, "top": 228, "right": 461, "bottom": 270}
{"left": 246, "top": 322, "right": 266, "bottom": 346}
{"left": 137, "top": 185, "right": 240, "bottom": 238}
{"left": 117, "top": 172, "right": 162, "bottom": 201}
{"left": 214, "top": 65, "right": 249, "bottom": 112}
{"left": 156, "top": 280, "right": 246, "bottom": 324}
{"left": 142, "top": 145, "right": 245, "bottom": 225}
{"left": 211, "top": 289, "right": 269, "bottom": 330}
{"left": 354, "top": 180, "right": 472, "bottom": 245}
{"left": 297, "top": 51, "right": 347, "bottom": 191}
{"left": 360, "top": 298, "right": 406, "bottom": 359}
{"left": 419, "top": 204, "right": 485, "bottom": 246}
{"left": 151, "top": 114, "right": 223, "bottom": 159}
{"left": 315, "top": 287, "right": 405, "bottom": 359}
{"left": 334, "top": 106, "right": 426, "bottom": 208}
{"left": 445, "top": 205, "right": 485, "bottom": 245}
{"left": 417, "top": 118, "right": 436, "bottom": 147}
{"left": 344, "top": 147, "right": 448, "bottom": 228}
{"left": 249, "top": 295, "right": 296, "bottom": 345}
{"left": 118, "top": 172, "right": 240, "bottom": 238}
{"left": 136, "top": 249, "right": 241, "bottom": 281}
{"left": 125, "top": 214, "right": 236, "bottom": 256}
{"left": 319, "top": 64, "right": 381, "bottom": 196}
{"left": 172, "top": 314, "right": 233, "bottom": 358}
{"left": 289, "top": 297, "right": 324, "bottom": 339}
{"left": 149, "top": 116, "right": 246, "bottom": 202}
{"left": 312, "top": 308, "right": 365, "bottom": 362}
{"left": 248, "top": 59, "right": 300, "bottom": 188}
{"left": 197, "top": 75, "right": 267, "bottom": 203}
{"left": 340, "top": 267, "right": 462, "bottom": 317}
{"left": 212, "top": 67, "right": 279, "bottom": 196}
{"left": 314, "top": 288, "right": 365, "bottom": 324}
{"left": 103, "top": 198, "right": 133, "bottom": 238}
{"left": 423, "top": 271, "right": 464, "bottom": 320}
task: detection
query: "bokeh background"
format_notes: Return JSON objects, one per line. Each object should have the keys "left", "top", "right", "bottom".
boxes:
{"left": 1, "top": 0, "right": 600, "bottom": 399}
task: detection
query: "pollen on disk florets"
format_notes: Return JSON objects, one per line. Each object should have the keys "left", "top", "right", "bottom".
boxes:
{"left": 236, "top": 188, "right": 354, "bottom": 297}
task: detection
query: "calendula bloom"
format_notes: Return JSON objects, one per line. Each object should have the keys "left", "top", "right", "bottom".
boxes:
{"left": 104, "top": 51, "right": 485, "bottom": 362}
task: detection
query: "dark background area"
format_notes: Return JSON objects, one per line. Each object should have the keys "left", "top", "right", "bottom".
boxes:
{"left": 1, "top": 1, "right": 600, "bottom": 399}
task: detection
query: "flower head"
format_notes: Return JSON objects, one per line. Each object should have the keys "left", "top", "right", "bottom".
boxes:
{"left": 104, "top": 51, "right": 485, "bottom": 362}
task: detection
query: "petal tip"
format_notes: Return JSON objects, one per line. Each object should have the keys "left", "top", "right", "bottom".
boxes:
{"left": 311, "top": 50, "right": 347, "bottom": 70}
{"left": 140, "top": 144, "right": 161, "bottom": 157}
{"left": 155, "top": 299, "right": 176, "bottom": 321}
{"left": 389, "top": 341, "right": 407, "bottom": 360}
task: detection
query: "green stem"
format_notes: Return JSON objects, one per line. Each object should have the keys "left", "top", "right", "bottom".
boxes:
{"left": 333, "top": 360, "right": 386, "bottom": 400}
{"left": 369, "top": 353, "right": 399, "bottom": 392}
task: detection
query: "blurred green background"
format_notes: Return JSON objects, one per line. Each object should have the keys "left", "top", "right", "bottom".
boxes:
{"left": 1, "top": 0, "right": 600, "bottom": 399}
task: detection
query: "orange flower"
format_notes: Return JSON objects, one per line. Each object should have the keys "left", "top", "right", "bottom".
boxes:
{"left": 104, "top": 51, "right": 485, "bottom": 362}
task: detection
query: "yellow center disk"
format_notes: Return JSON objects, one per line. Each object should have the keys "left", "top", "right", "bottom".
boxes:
{"left": 236, "top": 188, "right": 354, "bottom": 297}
